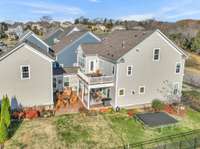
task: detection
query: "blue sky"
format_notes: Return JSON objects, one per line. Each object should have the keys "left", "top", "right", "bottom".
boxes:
{"left": 0, "top": 0, "right": 200, "bottom": 22}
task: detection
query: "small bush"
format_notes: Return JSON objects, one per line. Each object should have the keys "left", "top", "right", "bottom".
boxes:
{"left": 152, "top": 99, "right": 165, "bottom": 112}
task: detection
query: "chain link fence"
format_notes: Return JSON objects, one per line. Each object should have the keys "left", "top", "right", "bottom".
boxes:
{"left": 112, "top": 129, "right": 200, "bottom": 149}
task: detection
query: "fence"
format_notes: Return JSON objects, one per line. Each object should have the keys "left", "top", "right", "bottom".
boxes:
{"left": 113, "top": 129, "right": 200, "bottom": 149}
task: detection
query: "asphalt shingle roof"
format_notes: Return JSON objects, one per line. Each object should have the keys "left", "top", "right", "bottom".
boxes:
{"left": 52, "top": 31, "right": 87, "bottom": 53}
{"left": 81, "top": 30, "right": 155, "bottom": 61}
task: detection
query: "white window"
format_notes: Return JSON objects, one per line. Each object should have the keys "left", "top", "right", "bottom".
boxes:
{"left": 89, "top": 61, "right": 94, "bottom": 72}
{"left": 139, "top": 86, "right": 145, "bottom": 94}
{"left": 20, "top": 65, "right": 30, "bottom": 80}
{"left": 127, "top": 65, "right": 133, "bottom": 76}
{"left": 175, "top": 63, "right": 181, "bottom": 74}
{"left": 118, "top": 88, "right": 125, "bottom": 96}
{"left": 153, "top": 48, "right": 160, "bottom": 61}
{"left": 173, "top": 83, "right": 179, "bottom": 95}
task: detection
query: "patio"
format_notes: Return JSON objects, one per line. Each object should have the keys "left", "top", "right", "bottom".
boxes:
{"left": 135, "top": 112, "right": 178, "bottom": 128}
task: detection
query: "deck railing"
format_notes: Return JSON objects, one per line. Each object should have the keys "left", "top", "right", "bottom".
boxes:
{"left": 78, "top": 70, "right": 114, "bottom": 85}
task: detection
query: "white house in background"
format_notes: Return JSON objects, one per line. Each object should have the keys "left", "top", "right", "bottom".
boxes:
{"left": 76, "top": 29, "right": 187, "bottom": 109}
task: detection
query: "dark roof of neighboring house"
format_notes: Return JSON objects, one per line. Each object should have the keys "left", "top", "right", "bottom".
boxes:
{"left": 44, "top": 28, "right": 66, "bottom": 46}
{"left": 81, "top": 30, "right": 155, "bottom": 61}
{"left": 0, "top": 40, "right": 55, "bottom": 61}
{"left": 52, "top": 31, "right": 87, "bottom": 53}
{"left": 53, "top": 67, "right": 79, "bottom": 75}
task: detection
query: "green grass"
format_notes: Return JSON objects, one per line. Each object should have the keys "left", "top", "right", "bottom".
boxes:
{"left": 4, "top": 108, "right": 200, "bottom": 149}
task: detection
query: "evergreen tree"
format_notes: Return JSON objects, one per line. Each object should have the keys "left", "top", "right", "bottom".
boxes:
{"left": 0, "top": 121, "right": 8, "bottom": 144}
{"left": 191, "top": 31, "right": 200, "bottom": 52}
{"left": 0, "top": 95, "right": 11, "bottom": 144}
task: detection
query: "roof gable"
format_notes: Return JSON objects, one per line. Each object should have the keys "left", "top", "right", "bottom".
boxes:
{"left": 53, "top": 31, "right": 101, "bottom": 54}
{"left": 0, "top": 42, "right": 54, "bottom": 63}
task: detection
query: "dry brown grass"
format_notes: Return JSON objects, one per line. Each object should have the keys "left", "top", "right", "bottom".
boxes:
{"left": 4, "top": 118, "right": 63, "bottom": 149}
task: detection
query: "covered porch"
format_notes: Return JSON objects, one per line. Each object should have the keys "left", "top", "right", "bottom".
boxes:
{"left": 77, "top": 79, "right": 114, "bottom": 110}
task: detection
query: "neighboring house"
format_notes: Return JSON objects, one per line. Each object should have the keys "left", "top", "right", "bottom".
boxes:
{"left": 52, "top": 31, "right": 101, "bottom": 67}
{"left": 5, "top": 25, "right": 23, "bottom": 40}
{"left": 111, "top": 25, "right": 126, "bottom": 32}
{"left": 76, "top": 29, "right": 187, "bottom": 109}
{"left": 19, "top": 30, "right": 52, "bottom": 53}
{"left": 0, "top": 40, "right": 55, "bottom": 109}
{"left": 44, "top": 26, "right": 82, "bottom": 46}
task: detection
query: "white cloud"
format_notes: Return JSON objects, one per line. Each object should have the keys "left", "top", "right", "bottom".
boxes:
{"left": 120, "top": 14, "right": 154, "bottom": 21}
{"left": 89, "top": 0, "right": 100, "bottom": 3}
{"left": 17, "top": 1, "right": 84, "bottom": 15}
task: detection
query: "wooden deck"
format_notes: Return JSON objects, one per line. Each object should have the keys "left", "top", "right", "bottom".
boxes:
{"left": 90, "top": 103, "right": 112, "bottom": 110}
{"left": 55, "top": 89, "right": 86, "bottom": 115}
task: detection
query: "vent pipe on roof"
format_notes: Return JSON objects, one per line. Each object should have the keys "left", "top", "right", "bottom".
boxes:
{"left": 122, "top": 40, "right": 125, "bottom": 48}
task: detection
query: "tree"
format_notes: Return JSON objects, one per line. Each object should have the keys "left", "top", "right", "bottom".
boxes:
{"left": 0, "top": 121, "right": 8, "bottom": 144}
{"left": 0, "top": 95, "right": 11, "bottom": 145}
{"left": 0, "top": 96, "right": 11, "bottom": 127}
{"left": 40, "top": 16, "right": 52, "bottom": 23}
{"left": 191, "top": 31, "right": 200, "bottom": 52}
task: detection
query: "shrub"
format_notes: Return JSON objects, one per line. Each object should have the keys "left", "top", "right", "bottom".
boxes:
{"left": 152, "top": 99, "right": 165, "bottom": 112}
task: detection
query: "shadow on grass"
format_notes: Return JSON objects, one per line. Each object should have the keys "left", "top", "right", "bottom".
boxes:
{"left": 8, "top": 120, "right": 23, "bottom": 139}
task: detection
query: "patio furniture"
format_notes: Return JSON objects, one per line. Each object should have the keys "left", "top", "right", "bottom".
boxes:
{"left": 101, "top": 98, "right": 111, "bottom": 106}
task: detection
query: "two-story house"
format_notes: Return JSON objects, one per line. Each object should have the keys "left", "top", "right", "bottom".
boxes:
{"left": 77, "top": 29, "right": 187, "bottom": 109}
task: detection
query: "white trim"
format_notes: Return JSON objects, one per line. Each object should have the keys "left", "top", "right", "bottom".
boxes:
{"left": 156, "top": 29, "right": 188, "bottom": 57}
{"left": 25, "top": 44, "right": 54, "bottom": 63}
{"left": 31, "top": 33, "right": 50, "bottom": 50}
{"left": 50, "top": 64, "right": 54, "bottom": 105}
{"left": 88, "top": 31, "right": 101, "bottom": 42}
{"left": 139, "top": 86, "right": 145, "bottom": 95}
{"left": 175, "top": 62, "right": 181, "bottom": 74}
{"left": 115, "top": 64, "right": 119, "bottom": 107}
{"left": 19, "top": 31, "right": 32, "bottom": 41}
{"left": 118, "top": 88, "right": 125, "bottom": 96}
{"left": 127, "top": 65, "right": 133, "bottom": 76}
{"left": 173, "top": 82, "right": 180, "bottom": 95}
{"left": 88, "top": 83, "right": 114, "bottom": 89}
{"left": 20, "top": 65, "right": 31, "bottom": 80}
{"left": 0, "top": 43, "right": 54, "bottom": 63}
{"left": 0, "top": 43, "right": 25, "bottom": 61}
{"left": 153, "top": 48, "right": 160, "bottom": 62}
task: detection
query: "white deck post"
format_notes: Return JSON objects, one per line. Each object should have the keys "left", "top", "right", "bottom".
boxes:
{"left": 77, "top": 80, "right": 79, "bottom": 97}
{"left": 87, "top": 87, "right": 90, "bottom": 109}
{"left": 82, "top": 84, "right": 84, "bottom": 102}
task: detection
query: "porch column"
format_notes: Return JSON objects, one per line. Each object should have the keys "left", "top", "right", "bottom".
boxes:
{"left": 82, "top": 84, "right": 84, "bottom": 102}
{"left": 77, "top": 80, "right": 80, "bottom": 97}
{"left": 87, "top": 87, "right": 90, "bottom": 109}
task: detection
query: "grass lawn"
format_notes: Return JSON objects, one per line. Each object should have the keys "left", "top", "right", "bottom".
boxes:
{"left": 4, "top": 108, "right": 200, "bottom": 149}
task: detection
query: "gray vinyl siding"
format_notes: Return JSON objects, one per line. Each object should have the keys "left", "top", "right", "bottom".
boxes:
{"left": 56, "top": 32, "right": 100, "bottom": 67}
{"left": 0, "top": 45, "right": 53, "bottom": 108}
{"left": 26, "top": 35, "right": 49, "bottom": 52}
{"left": 84, "top": 55, "right": 115, "bottom": 76}
{"left": 115, "top": 31, "right": 185, "bottom": 107}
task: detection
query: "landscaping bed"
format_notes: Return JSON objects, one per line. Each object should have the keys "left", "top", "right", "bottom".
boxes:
{"left": 4, "top": 108, "right": 200, "bottom": 149}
